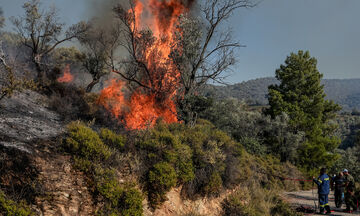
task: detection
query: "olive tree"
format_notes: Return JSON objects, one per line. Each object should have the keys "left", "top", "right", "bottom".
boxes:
{"left": 10, "top": 0, "right": 88, "bottom": 83}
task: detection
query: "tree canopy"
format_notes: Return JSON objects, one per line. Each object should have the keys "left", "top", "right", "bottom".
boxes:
{"left": 266, "top": 50, "right": 341, "bottom": 171}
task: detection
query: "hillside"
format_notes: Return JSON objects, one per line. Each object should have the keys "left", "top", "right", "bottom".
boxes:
{"left": 202, "top": 77, "right": 360, "bottom": 111}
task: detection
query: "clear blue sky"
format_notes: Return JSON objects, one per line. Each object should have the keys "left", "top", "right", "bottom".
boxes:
{"left": 1, "top": 0, "right": 360, "bottom": 83}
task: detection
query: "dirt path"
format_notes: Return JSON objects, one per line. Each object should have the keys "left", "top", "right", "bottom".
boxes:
{"left": 283, "top": 190, "right": 359, "bottom": 216}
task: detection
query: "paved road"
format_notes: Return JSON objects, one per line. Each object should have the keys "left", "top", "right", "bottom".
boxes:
{"left": 283, "top": 190, "right": 359, "bottom": 216}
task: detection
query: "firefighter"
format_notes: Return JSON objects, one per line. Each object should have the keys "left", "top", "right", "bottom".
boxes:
{"left": 343, "top": 169, "right": 357, "bottom": 213}
{"left": 313, "top": 168, "right": 331, "bottom": 214}
{"left": 332, "top": 171, "right": 345, "bottom": 208}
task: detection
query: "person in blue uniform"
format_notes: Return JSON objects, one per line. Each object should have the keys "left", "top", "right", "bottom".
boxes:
{"left": 313, "top": 168, "right": 331, "bottom": 214}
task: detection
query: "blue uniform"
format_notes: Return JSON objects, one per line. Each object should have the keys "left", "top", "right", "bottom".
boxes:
{"left": 314, "top": 174, "right": 330, "bottom": 213}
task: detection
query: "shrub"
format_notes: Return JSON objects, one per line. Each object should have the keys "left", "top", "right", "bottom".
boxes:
{"left": 0, "top": 190, "right": 32, "bottom": 216}
{"left": 64, "top": 122, "right": 143, "bottom": 215}
{"left": 148, "top": 162, "right": 177, "bottom": 206}
{"left": 48, "top": 84, "right": 91, "bottom": 121}
{"left": 100, "top": 128, "right": 126, "bottom": 150}
{"left": 119, "top": 187, "right": 144, "bottom": 216}
{"left": 203, "top": 172, "right": 223, "bottom": 196}
{"left": 94, "top": 167, "right": 123, "bottom": 207}
{"left": 0, "top": 64, "right": 37, "bottom": 102}
{"left": 65, "top": 121, "right": 112, "bottom": 160}
{"left": 270, "top": 197, "right": 302, "bottom": 216}
{"left": 240, "top": 137, "right": 267, "bottom": 156}
{"left": 138, "top": 120, "right": 246, "bottom": 200}
{"left": 222, "top": 192, "right": 256, "bottom": 216}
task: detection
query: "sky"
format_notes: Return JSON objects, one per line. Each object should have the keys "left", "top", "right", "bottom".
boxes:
{"left": 1, "top": 0, "right": 360, "bottom": 83}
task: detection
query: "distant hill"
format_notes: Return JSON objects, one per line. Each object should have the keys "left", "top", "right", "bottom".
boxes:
{"left": 202, "top": 77, "right": 360, "bottom": 111}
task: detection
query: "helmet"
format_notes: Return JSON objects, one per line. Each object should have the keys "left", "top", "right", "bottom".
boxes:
{"left": 343, "top": 169, "right": 348, "bottom": 173}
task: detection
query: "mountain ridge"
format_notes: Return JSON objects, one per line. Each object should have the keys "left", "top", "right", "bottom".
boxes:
{"left": 202, "top": 77, "right": 360, "bottom": 111}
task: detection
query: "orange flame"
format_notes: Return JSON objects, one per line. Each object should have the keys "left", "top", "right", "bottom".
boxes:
{"left": 57, "top": 64, "right": 74, "bottom": 83}
{"left": 99, "top": 0, "right": 192, "bottom": 130}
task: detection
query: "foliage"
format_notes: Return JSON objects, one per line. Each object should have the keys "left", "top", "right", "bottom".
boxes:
{"left": 266, "top": 50, "right": 341, "bottom": 171}
{"left": 222, "top": 189, "right": 301, "bottom": 216}
{"left": 64, "top": 122, "right": 144, "bottom": 215}
{"left": 51, "top": 46, "right": 84, "bottom": 67}
{"left": 330, "top": 145, "right": 360, "bottom": 181}
{"left": 135, "top": 119, "right": 306, "bottom": 211}
{"left": 0, "top": 190, "right": 32, "bottom": 216}
{"left": 334, "top": 114, "right": 360, "bottom": 149}
{"left": 177, "top": 95, "right": 213, "bottom": 125}
{"left": 148, "top": 162, "right": 177, "bottom": 206}
{"left": 91, "top": 166, "right": 143, "bottom": 216}
{"left": 65, "top": 121, "right": 112, "bottom": 160}
{"left": 136, "top": 120, "right": 243, "bottom": 206}
{"left": 200, "top": 99, "right": 305, "bottom": 162}
{"left": 270, "top": 197, "right": 302, "bottom": 216}
{"left": 99, "top": 128, "right": 126, "bottom": 150}
{"left": 0, "top": 64, "right": 37, "bottom": 101}
{"left": 239, "top": 137, "right": 266, "bottom": 156}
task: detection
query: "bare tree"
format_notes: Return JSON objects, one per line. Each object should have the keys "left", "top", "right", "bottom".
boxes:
{"left": 10, "top": 0, "right": 89, "bottom": 84}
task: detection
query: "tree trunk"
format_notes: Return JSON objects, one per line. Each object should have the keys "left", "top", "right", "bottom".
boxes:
{"left": 86, "top": 79, "right": 100, "bottom": 92}
{"left": 33, "top": 55, "right": 44, "bottom": 84}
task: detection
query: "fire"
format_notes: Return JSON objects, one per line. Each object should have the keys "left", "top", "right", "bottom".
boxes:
{"left": 57, "top": 64, "right": 73, "bottom": 83}
{"left": 99, "top": 0, "right": 192, "bottom": 130}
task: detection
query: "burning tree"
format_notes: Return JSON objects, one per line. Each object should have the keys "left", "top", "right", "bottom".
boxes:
{"left": 98, "top": 0, "right": 255, "bottom": 129}
{"left": 78, "top": 20, "right": 123, "bottom": 92}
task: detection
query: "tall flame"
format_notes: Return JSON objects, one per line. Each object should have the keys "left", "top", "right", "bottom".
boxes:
{"left": 99, "top": 0, "right": 192, "bottom": 130}
{"left": 57, "top": 64, "right": 74, "bottom": 83}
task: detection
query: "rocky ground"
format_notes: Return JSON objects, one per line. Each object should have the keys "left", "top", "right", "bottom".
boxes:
{"left": 0, "top": 91, "right": 95, "bottom": 215}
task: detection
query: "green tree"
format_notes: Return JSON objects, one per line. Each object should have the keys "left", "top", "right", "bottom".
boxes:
{"left": 266, "top": 50, "right": 341, "bottom": 171}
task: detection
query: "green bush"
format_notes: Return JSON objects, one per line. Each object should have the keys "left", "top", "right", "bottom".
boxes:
{"left": 100, "top": 128, "right": 126, "bottom": 150}
{"left": 119, "top": 187, "right": 144, "bottom": 216}
{"left": 65, "top": 122, "right": 143, "bottom": 215}
{"left": 137, "top": 120, "right": 246, "bottom": 200}
{"left": 222, "top": 193, "right": 256, "bottom": 216}
{"left": 270, "top": 198, "right": 302, "bottom": 216}
{"left": 65, "top": 121, "right": 112, "bottom": 160}
{"left": 92, "top": 166, "right": 144, "bottom": 216}
{"left": 94, "top": 167, "right": 123, "bottom": 207}
{"left": 0, "top": 190, "right": 32, "bottom": 216}
{"left": 148, "top": 162, "right": 177, "bottom": 206}
{"left": 203, "top": 172, "right": 223, "bottom": 196}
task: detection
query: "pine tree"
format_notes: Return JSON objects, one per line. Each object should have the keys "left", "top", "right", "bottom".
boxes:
{"left": 266, "top": 50, "right": 341, "bottom": 171}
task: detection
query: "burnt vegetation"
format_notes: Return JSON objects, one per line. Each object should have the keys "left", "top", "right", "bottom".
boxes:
{"left": 0, "top": 0, "right": 360, "bottom": 216}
